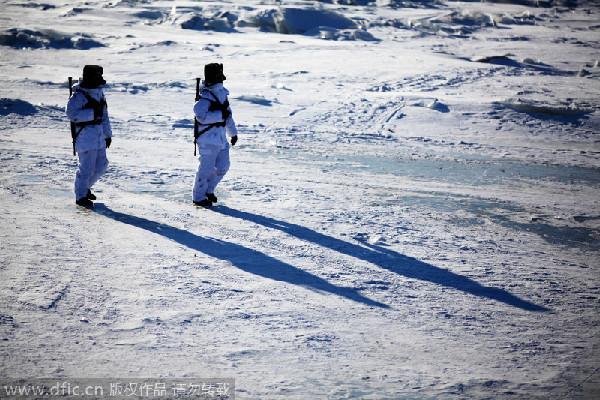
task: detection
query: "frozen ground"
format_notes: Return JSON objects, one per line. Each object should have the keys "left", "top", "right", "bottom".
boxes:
{"left": 0, "top": 0, "right": 599, "bottom": 398}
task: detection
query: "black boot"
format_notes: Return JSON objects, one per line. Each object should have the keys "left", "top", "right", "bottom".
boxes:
{"left": 206, "top": 193, "right": 217, "bottom": 203}
{"left": 86, "top": 189, "right": 96, "bottom": 200}
{"left": 76, "top": 197, "right": 94, "bottom": 207}
{"left": 193, "top": 199, "right": 213, "bottom": 207}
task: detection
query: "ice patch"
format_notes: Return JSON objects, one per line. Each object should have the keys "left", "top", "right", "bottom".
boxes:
{"left": 0, "top": 28, "right": 104, "bottom": 49}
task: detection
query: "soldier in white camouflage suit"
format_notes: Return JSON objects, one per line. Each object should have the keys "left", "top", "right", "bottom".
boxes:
{"left": 66, "top": 65, "right": 113, "bottom": 207}
{"left": 192, "top": 63, "right": 238, "bottom": 207}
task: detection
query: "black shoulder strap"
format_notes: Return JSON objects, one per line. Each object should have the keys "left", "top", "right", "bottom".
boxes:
{"left": 75, "top": 88, "right": 106, "bottom": 105}
{"left": 201, "top": 89, "right": 218, "bottom": 103}
{"left": 201, "top": 89, "right": 228, "bottom": 108}
{"left": 75, "top": 88, "right": 92, "bottom": 101}
{"left": 194, "top": 89, "right": 228, "bottom": 143}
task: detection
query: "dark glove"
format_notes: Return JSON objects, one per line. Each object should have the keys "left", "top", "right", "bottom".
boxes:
{"left": 231, "top": 136, "right": 238, "bottom": 146}
{"left": 222, "top": 108, "right": 231, "bottom": 121}
{"left": 105, "top": 138, "right": 112, "bottom": 149}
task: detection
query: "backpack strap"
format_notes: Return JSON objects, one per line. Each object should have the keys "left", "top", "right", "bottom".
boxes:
{"left": 74, "top": 88, "right": 107, "bottom": 116}
{"left": 201, "top": 89, "right": 229, "bottom": 112}
{"left": 194, "top": 90, "right": 229, "bottom": 143}
{"left": 71, "top": 89, "right": 106, "bottom": 147}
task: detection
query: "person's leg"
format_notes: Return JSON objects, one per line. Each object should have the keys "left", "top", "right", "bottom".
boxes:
{"left": 206, "top": 146, "right": 231, "bottom": 196}
{"left": 88, "top": 148, "right": 109, "bottom": 191}
{"left": 74, "top": 150, "right": 97, "bottom": 201}
{"left": 193, "top": 145, "right": 219, "bottom": 203}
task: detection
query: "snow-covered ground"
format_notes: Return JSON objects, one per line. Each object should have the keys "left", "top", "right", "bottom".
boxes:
{"left": 1, "top": 0, "right": 599, "bottom": 398}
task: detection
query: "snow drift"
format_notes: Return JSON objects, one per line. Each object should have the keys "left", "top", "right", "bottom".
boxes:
{"left": 178, "top": 6, "right": 377, "bottom": 40}
{"left": 0, "top": 99, "right": 37, "bottom": 116}
{"left": 0, "top": 28, "right": 104, "bottom": 49}
{"left": 500, "top": 98, "right": 595, "bottom": 116}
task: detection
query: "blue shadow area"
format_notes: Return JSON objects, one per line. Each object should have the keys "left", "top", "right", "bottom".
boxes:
{"left": 212, "top": 206, "right": 550, "bottom": 312}
{"left": 93, "top": 205, "right": 388, "bottom": 309}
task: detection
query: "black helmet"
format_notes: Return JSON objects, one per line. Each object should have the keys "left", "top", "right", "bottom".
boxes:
{"left": 204, "top": 63, "right": 226, "bottom": 86}
{"left": 81, "top": 65, "right": 106, "bottom": 89}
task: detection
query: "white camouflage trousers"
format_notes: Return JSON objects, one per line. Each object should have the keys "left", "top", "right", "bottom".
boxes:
{"left": 193, "top": 143, "right": 230, "bottom": 202}
{"left": 75, "top": 148, "right": 108, "bottom": 200}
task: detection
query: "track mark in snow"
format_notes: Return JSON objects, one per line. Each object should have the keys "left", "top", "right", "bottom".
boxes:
{"left": 19, "top": 284, "right": 70, "bottom": 310}
{"left": 44, "top": 285, "right": 68, "bottom": 310}
{"left": 564, "top": 366, "right": 600, "bottom": 397}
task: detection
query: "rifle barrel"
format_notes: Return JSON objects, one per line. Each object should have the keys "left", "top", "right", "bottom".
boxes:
{"left": 193, "top": 78, "right": 201, "bottom": 156}
{"left": 68, "top": 77, "right": 76, "bottom": 156}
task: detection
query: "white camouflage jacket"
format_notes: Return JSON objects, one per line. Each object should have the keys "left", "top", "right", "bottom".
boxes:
{"left": 66, "top": 82, "right": 112, "bottom": 153}
{"left": 193, "top": 82, "right": 238, "bottom": 148}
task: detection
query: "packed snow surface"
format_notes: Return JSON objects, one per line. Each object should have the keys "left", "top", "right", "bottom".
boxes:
{"left": 0, "top": 0, "right": 599, "bottom": 398}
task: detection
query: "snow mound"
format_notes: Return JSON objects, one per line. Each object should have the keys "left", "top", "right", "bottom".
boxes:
{"left": 472, "top": 54, "right": 574, "bottom": 75}
{"left": 0, "top": 98, "right": 37, "bottom": 116}
{"left": 394, "top": 10, "right": 496, "bottom": 36}
{"left": 305, "top": 26, "right": 377, "bottom": 41}
{"left": 16, "top": 2, "right": 56, "bottom": 10}
{"left": 474, "top": 54, "right": 528, "bottom": 66}
{"left": 131, "top": 9, "right": 169, "bottom": 24}
{"left": 435, "top": 10, "right": 496, "bottom": 27}
{"left": 411, "top": 98, "right": 450, "bottom": 113}
{"left": 180, "top": 11, "right": 237, "bottom": 32}
{"left": 0, "top": 28, "right": 104, "bottom": 49}
{"left": 177, "top": 6, "right": 375, "bottom": 40}
{"left": 239, "top": 7, "right": 375, "bottom": 40}
{"left": 500, "top": 98, "right": 595, "bottom": 116}
{"left": 383, "top": 9, "right": 542, "bottom": 37}
{"left": 276, "top": 8, "right": 356, "bottom": 34}
{"left": 132, "top": 10, "right": 165, "bottom": 21}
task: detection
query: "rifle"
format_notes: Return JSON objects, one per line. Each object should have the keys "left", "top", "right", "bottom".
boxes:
{"left": 68, "top": 77, "right": 77, "bottom": 156}
{"left": 193, "top": 77, "right": 200, "bottom": 156}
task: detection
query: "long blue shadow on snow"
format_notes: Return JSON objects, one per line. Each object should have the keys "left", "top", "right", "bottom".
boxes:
{"left": 93, "top": 205, "right": 388, "bottom": 309}
{"left": 212, "top": 206, "right": 550, "bottom": 312}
